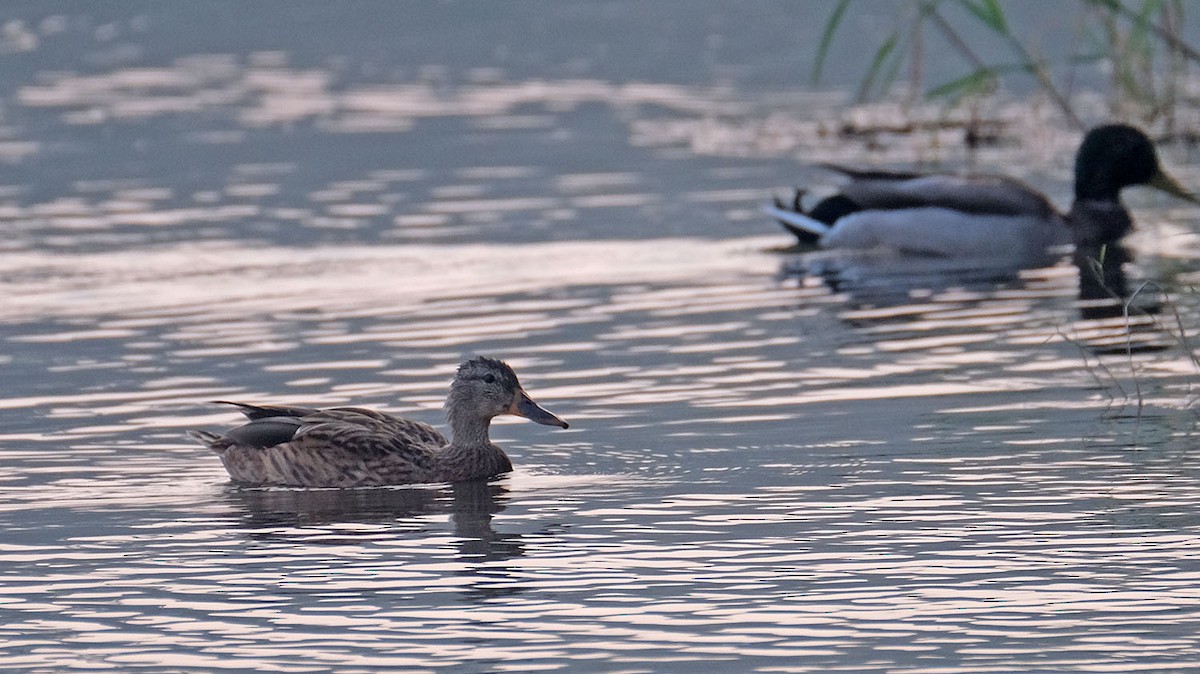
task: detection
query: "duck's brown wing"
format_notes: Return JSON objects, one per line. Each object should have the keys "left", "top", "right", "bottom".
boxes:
{"left": 210, "top": 405, "right": 449, "bottom": 486}
{"left": 294, "top": 408, "right": 448, "bottom": 453}
{"left": 282, "top": 410, "right": 447, "bottom": 485}
{"left": 213, "top": 403, "right": 447, "bottom": 453}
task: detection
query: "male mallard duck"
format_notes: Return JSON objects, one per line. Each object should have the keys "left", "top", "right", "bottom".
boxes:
{"left": 764, "top": 124, "right": 1197, "bottom": 257}
{"left": 189, "top": 357, "right": 568, "bottom": 487}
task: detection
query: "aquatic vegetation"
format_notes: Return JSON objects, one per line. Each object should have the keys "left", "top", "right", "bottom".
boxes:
{"left": 814, "top": 0, "right": 1199, "bottom": 130}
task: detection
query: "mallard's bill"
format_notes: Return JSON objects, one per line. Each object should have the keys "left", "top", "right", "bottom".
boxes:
{"left": 1148, "top": 168, "right": 1199, "bottom": 204}
{"left": 511, "top": 391, "right": 569, "bottom": 428}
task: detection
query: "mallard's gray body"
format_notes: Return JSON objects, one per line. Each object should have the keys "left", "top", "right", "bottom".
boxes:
{"left": 767, "top": 124, "right": 1196, "bottom": 257}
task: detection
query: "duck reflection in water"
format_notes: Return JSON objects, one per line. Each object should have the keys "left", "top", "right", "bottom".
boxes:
{"left": 1075, "top": 241, "right": 1135, "bottom": 319}
{"left": 1071, "top": 240, "right": 1176, "bottom": 355}
{"left": 226, "top": 480, "right": 529, "bottom": 597}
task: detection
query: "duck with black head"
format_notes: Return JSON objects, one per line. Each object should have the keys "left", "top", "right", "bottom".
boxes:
{"left": 765, "top": 124, "right": 1197, "bottom": 259}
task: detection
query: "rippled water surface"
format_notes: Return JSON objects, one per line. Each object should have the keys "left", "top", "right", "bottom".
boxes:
{"left": 4, "top": 3, "right": 1200, "bottom": 672}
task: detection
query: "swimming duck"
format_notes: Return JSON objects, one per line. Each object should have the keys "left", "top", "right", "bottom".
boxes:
{"left": 764, "top": 124, "right": 1197, "bottom": 257}
{"left": 189, "top": 356, "right": 568, "bottom": 487}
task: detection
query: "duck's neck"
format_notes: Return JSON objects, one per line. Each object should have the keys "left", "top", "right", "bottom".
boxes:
{"left": 448, "top": 412, "right": 493, "bottom": 450}
{"left": 1067, "top": 198, "right": 1133, "bottom": 247}
{"left": 1074, "top": 154, "right": 1126, "bottom": 203}
{"left": 441, "top": 414, "right": 512, "bottom": 481}
{"left": 441, "top": 383, "right": 513, "bottom": 480}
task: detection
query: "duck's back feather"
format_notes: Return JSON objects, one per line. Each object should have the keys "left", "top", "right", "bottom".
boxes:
{"left": 819, "top": 163, "right": 929, "bottom": 181}
{"left": 292, "top": 408, "right": 447, "bottom": 452}
{"left": 215, "top": 400, "right": 321, "bottom": 420}
{"left": 840, "top": 175, "right": 1057, "bottom": 217}
{"left": 201, "top": 403, "right": 451, "bottom": 487}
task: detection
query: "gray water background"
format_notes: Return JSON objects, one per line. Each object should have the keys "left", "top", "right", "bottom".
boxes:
{"left": 3, "top": 2, "right": 1200, "bottom": 672}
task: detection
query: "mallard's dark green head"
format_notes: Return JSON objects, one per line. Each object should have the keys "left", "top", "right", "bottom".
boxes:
{"left": 1075, "top": 124, "right": 1196, "bottom": 203}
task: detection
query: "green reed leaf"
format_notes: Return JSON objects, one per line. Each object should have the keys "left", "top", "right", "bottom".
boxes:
{"left": 857, "top": 33, "right": 901, "bottom": 102}
{"left": 812, "top": 0, "right": 855, "bottom": 83}
{"left": 956, "top": 0, "right": 1009, "bottom": 33}
{"left": 925, "top": 68, "right": 997, "bottom": 100}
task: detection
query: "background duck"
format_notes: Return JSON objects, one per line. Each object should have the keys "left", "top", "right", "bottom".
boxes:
{"left": 189, "top": 356, "right": 568, "bottom": 487}
{"left": 764, "top": 124, "right": 1197, "bottom": 258}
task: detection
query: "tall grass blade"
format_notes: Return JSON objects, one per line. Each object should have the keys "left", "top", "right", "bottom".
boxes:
{"left": 857, "top": 33, "right": 901, "bottom": 102}
{"left": 812, "top": 0, "right": 855, "bottom": 83}
{"left": 1085, "top": 0, "right": 1200, "bottom": 62}
{"left": 956, "top": 0, "right": 1009, "bottom": 32}
{"left": 925, "top": 67, "right": 1002, "bottom": 100}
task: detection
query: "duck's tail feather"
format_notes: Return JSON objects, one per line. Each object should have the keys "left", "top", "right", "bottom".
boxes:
{"left": 188, "top": 429, "right": 228, "bottom": 455}
{"left": 763, "top": 204, "right": 831, "bottom": 239}
{"left": 212, "top": 400, "right": 320, "bottom": 420}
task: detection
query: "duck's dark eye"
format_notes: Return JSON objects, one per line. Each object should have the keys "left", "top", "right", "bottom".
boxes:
{"left": 483, "top": 374, "right": 496, "bottom": 384}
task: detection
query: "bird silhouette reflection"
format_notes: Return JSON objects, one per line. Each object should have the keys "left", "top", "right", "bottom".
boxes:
{"left": 223, "top": 478, "right": 527, "bottom": 592}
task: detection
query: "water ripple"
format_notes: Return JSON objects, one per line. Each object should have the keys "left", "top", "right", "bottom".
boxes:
{"left": 3, "top": 5, "right": 1200, "bottom": 671}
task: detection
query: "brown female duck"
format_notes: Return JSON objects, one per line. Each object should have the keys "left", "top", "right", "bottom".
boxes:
{"left": 189, "top": 357, "right": 568, "bottom": 487}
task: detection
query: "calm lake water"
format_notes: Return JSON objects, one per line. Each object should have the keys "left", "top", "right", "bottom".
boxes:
{"left": 3, "top": 2, "right": 1200, "bottom": 672}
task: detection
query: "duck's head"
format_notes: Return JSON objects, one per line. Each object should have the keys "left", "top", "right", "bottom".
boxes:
{"left": 446, "top": 356, "right": 568, "bottom": 429}
{"left": 1075, "top": 124, "right": 1197, "bottom": 203}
